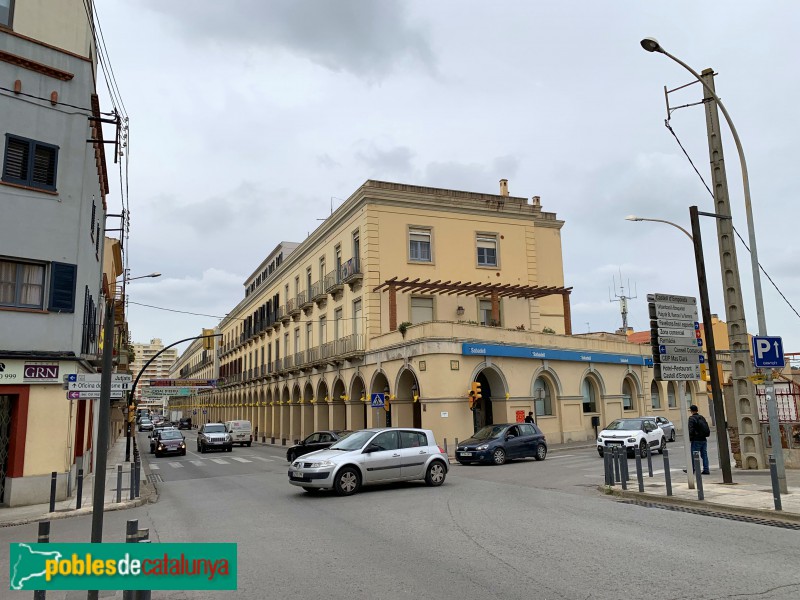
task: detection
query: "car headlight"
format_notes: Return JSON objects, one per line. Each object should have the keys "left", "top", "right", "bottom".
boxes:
{"left": 627, "top": 438, "right": 637, "bottom": 443}
{"left": 309, "top": 460, "right": 334, "bottom": 468}
{"left": 157, "top": 445, "right": 163, "bottom": 450}
{"left": 292, "top": 461, "right": 302, "bottom": 468}
{"left": 180, "top": 443, "right": 185, "bottom": 448}
{"left": 597, "top": 438, "right": 602, "bottom": 444}
{"left": 225, "top": 435, "right": 232, "bottom": 442}
{"left": 476, "top": 444, "right": 489, "bottom": 451}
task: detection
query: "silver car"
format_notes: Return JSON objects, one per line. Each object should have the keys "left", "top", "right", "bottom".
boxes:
{"left": 288, "top": 428, "right": 449, "bottom": 496}
{"left": 642, "top": 415, "right": 676, "bottom": 442}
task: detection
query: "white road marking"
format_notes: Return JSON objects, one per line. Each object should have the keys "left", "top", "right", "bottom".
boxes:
{"left": 231, "top": 457, "right": 252, "bottom": 463}
{"left": 190, "top": 460, "right": 204, "bottom": 467}
{"left": 149, "top": 464, "right": 160, "bottom": 470}
{"left": 211, "top": 458, "right": 229, "bottom": 465}
{"left": 253, "top": 456, "right": 275, "bottom": 462}
{"left": 169, "top": 462, "right": 184, "bottom": 469}
{"left": 545, "top": 454, "right": 576, "bottom": 459}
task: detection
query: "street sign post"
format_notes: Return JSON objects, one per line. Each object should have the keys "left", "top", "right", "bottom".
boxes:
{"left": 648, "top": 293, "right": 702, "bottom": 382}
{"left": 752, "top": 336, "right": 784, "bottom": 368}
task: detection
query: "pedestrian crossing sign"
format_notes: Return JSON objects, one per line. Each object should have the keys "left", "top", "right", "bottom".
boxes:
{"left": 370, "top": 393, "right": 385, "bottom": 408}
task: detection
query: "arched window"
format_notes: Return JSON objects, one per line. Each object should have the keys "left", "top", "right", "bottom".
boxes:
{"left": 651, "top": 380, "right": 661, "bottom": 409}
{"left": 668, "top": 382, "right": 677, "bottom": 408}
{"left": 683, "top": 382, "right": 692, "bottom": 407}
{"left": 533, "top": 377, "right": 552, "bottom": 416}
{"left": 582, "top": 378, "right": 597, "bottom": 413}
{"left": 622, "top": 379, "right": 634, "bottom": 411}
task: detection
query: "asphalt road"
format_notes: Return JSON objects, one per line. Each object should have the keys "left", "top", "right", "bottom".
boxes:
{"left": 2, "top": 432, "right": 797, "bottom": 600}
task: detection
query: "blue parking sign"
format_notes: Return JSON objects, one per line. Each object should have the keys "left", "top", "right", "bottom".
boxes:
{"left": 752, "top": 336, "right": 784, "bottom": 368}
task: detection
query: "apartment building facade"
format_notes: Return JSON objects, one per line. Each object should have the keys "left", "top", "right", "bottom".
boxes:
{"left": 130, "top": 338, "right": 178, "bottom": 404}
{"left": 172, "top": 180, "right": 695, "bottom": 447}
{"left": 0, "top": 1, "right": 116, "bottom": 506}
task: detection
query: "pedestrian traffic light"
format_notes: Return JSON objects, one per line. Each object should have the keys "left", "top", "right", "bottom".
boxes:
{"left": 202, "top": 329, "right": 215, "bottom": 351}
{"left": 471, "top": 381, "right": 482, "bottom": 400}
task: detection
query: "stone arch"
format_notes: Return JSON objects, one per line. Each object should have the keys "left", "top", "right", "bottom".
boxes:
{"left": 290, "top": 384, "right": 302, "bottom": 443}
{"left": 280, "top": 386, "right": 290, "bottom": 442}
{"left": 349, "top": 373, "right": 367, "bottom": 430}
{"left": 530, "top": 367, "right": 560, "bottom": 420}
{"left": 370, "top": 370, "right": 391, "bottom": 428}
{"left": 468, "top": 363, "right": 509, "bottom": 429}
{"left": 330, "top": 377, "right": 347, "bottom": 430}
{"left": 621, "top": 372, "right": 641, "bottom": 413}
{"left": 579, "top": 369, "right": 606, "bottom": 429}
{"left": 316, "top": 378, "right": 330, "bottom": 431}
{"left": 301, "top": 381, "right": 314, "bottom": 438}
{"left": 394, "top": 367, "right": 422, "bottom": 428}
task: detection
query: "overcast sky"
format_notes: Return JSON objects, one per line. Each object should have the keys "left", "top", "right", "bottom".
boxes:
{"left": 97, "top": 1, "right": 800, "bottom": 359}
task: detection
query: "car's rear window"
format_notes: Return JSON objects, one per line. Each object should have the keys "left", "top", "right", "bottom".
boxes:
{"left": 399, "top": 431, "right": 427, "bottom": 448}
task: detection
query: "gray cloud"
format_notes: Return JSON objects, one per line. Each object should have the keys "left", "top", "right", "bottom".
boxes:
{"left": 143, "top": 0, "right": 435, "bottom": 81}
{"left": 355, "top": 144, "right": 415, "bottom": 175}
{"left": 423, "top": 155, "right": 521, "bottom": 195}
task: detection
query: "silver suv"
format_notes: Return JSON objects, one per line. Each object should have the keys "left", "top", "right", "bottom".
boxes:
{"left": 197, "top": 422, "right": 233, "bottom": 453}
{"left": 288, "top": 428, "right": 449, "bottom": 496}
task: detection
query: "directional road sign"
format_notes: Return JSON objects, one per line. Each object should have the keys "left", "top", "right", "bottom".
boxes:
{"left": 649, "top": 293, "right": 702, "bottom": 381}
{"left": 144, "top": 388, "right": 192, "bottom": 397}
{"left": 752, "top": 336, "right": 784, "bottom": 368}
{"left": 659, "top": 345, "right": 703, "bottom": 355}
{"left": 370, "top": 393, "right": 385, "bottom": 408}
{"left": 67, "top": 390, "right": 123, "bottom": 400}
{"left": 66, "top": 373, "right": 132, "bottom": 384}
{"left": 654, "top": 363, "right": 701, "bottom": 381}
{"left": 149, "top": 378, "right": 217, "bottom": 388}
{"left": 68, "top": 381, "right": 130, "bottom": 392}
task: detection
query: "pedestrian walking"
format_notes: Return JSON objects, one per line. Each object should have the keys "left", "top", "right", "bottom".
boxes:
{"left": 524, "top": 411, "right": 535, "bottom": 424}
{"left": 686, "top": 404, "right": 711, "bottom": 474}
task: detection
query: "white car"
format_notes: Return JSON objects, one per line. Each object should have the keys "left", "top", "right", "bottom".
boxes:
{"left": 641, "top": 415, "right": 676, "bottom": 442}
{"left": 288, "top": 428, "right": 449, "bottom": 496}
{"left": 597, "top": 417, "right": 665, "bottom": 458}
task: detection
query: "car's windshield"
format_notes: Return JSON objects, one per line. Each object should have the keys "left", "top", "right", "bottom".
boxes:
{"left": 160, "top": 430, "right": 182, "bottom": 440}
{"left": 329, "top": 430, "right": 375, "bottom": 450}
{"left": 140, "top": 419, "right": 151, "bottom": 424}
{"left": 471, "top": 425, "right": 506, "bottom": 440}
{"left": 605, "top": 419, "right": 644, "bottom": 431}
{"left": 204, "top": 424, "right": 225, "bottom": 433}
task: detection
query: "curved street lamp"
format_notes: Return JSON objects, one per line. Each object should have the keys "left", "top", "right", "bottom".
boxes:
{"left": 640, "top": 37, "right": 786, "bottom": 492}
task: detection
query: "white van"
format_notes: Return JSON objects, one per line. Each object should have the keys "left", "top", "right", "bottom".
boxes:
{"left": 225, "top": 420, "right": 252, "bottom": 447}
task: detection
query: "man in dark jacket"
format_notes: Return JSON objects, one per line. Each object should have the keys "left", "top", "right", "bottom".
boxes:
{"left": 688, "top": 404, "right": 711, "bottom": 474}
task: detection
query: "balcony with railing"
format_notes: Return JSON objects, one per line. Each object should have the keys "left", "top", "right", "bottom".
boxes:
{"left": 279, "top": 303, "right": 292, "bottom": 324}
{"left": 324, "top": 269, "right": 343, "bottom": 297}
{"left": 340, "top": 256, "right": 362, "bottom": 287}
{"left": 310, "top": 280, "right": 326, "bottom": 305}
{"left": 299, "top": 289, "right": 313, "bottom": 312}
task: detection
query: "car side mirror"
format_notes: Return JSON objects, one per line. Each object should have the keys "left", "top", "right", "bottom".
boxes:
{"left": 363, "top": 443, "right": 380, "bottom": 454}
{"left": 506, "top": 434, "right": 516, "bottom": 440}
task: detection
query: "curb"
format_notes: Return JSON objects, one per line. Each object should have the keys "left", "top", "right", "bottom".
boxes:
{"left": 601, "top": 485, "right": 800, "bottom": 524}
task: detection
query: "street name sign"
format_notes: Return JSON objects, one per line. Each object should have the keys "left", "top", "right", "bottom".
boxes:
{"left": 648, "top": 293, "right": 702, "bottom": 381}
{"left": 149, "top": 378, "right": 217, "bottom": 388}
{"left": 752, "top": 336, "right": 784, "bottom": 368}
{"left": 67, "top": 390, "right": 123, "bottom": 399}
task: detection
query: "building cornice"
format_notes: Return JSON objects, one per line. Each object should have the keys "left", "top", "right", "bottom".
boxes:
{"left": 0, "top": 48, "right": 74, "bottom": 80}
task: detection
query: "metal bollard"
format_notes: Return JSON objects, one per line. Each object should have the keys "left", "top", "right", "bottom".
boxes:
{"left": 620, "top": 452, "right": 628, "bottom": 491}
{"left": 33, "top": 521, "right": 50, "bottom": 600}
{"left": 49, "top": 471, "right": 57, "bottom": 512}
{"left": 646, "top": 444, "right": 654, "bottom": 477}
{"left": 663, "top": 448, "right": 673, "bottom": 496}
{"left": 634, "top": 448, "right": 644, "bottom": 492}
{"left": 122, "top": 520, "right": 139, "bottom": 600}
{"left": 116, "top": 464, "right": 123, "bottom": 503}
{"left": 604, "top": 450, "right": 614, "bottom": 486}
{"left": 693, "top": 452, "right": 704, "bottom": 500}
{"left": 135, "top": 459, "right": 141, "bottom": 498}
{"left": 444, "top": 438, "right": 448, "bottom": 456}
{"left": 76, "top": 468, "right": 84, "bottom": 509}
{"left": 129, "top": 462, "right": 136, "bottom": 500}
{"left": 769, "top": 454, "right": 783, "bottom": 511}
{"left": 613, "top": 447, "right": 621, "bottom": 483}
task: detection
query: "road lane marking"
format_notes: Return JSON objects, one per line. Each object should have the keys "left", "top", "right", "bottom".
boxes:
{"left": 231, "top": 457, "right": 252, "bottom": 463}
{"left": 546, "top": 454, "right": 576, "bottom": 459}
{"left": 190, "top": 460, "right": 204, "bottom": 467}
{"left": 210, "top": 458, "right": 229, "bottom": 464}
{"left": 252, "top": 456, "right": 275, "bottom": 462}
{"left": 149, "top": 464, "right": 160, "bottom": 470}
{"left": 169, "top": 462, "right": 184, "bottom": 468}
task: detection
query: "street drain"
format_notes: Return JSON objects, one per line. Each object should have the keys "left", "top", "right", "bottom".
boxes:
{"left": 147, "top": 474, "right": 163, "bottom": 484}
{"left": 618, "top": 498, "right": 800, "bottom": 530}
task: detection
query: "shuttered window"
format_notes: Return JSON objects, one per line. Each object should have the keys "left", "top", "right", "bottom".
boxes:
{"left": 2, "top": 134, "right": 58, "bottom": 191}
{"left": 48, "top": 262, "right": 77, "bottom": 312}
{"left": 409, "top": 228, "right": 432, "bottom": 262}
{"left": 410, "top": 296, "right": 433, "bottom": 324}
{"left": 477, "top": 235, "right": 498, "bottom": 267}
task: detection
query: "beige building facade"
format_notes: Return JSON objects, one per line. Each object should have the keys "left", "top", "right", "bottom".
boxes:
{"left": 171, "top": 180, "right": 697, "bottom": 448}
{"left": 130, "top": 338, "right": 178, "bottom": 405}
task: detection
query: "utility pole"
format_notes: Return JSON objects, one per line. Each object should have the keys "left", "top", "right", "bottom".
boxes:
{"left": 701, "top": 69, "right": 766, "bottom": 471}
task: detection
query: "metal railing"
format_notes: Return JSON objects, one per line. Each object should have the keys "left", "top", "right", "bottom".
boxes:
{"left": 310, "top": 280, "right": 324, "bottom": 301}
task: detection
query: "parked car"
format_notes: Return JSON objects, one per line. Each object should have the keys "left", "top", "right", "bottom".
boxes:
{"left": 286, "top": 430, "right": 352, "bottom": 462}
{"left": 152, "top": 429, "right": 186, "bottom": 457}
{"left": 288, "top": 428, "right": 448, "bottom": 496}
{"left": 197, "top": 422, "right": 232, "bottom": 453}
{"left": 138, "top": 418, "right": 153, "bottom": 432}
{"left": 641, "top": 415, "right": 676, "bottom": 442}
{"left": 178, "top": 417, "right": 192, "bottom": 430}
{"left": 455, "top": 423, "right": 547, "bottom": 465}
{"left": 597, "top": 417, "right": 666, "bottom": 458}
{"left": 149, "top": 425, "right": 177, "bottom": 452}
{"left": 224, "top": 420, "right": 253, "bottom": 447}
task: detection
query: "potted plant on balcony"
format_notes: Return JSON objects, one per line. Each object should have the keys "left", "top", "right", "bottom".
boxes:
{"left": 398, "top": 321, "right": 412, "bottom": 338}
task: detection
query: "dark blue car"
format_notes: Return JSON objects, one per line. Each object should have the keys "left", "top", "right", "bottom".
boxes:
{"left": 456, "top": 423, "right": 547, "bottom": 465}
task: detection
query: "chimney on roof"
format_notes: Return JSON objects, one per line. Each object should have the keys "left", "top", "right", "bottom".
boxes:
{"left": 532, "top": 195, "right": 541, "bottom": 206}
{"left": 499, "top": 179, "right": 509, "bottom": 197}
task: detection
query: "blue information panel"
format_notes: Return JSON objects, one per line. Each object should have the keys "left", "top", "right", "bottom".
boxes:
{"left": 461, "top": 343, "right": 653, "bottom": 366}
{"left": 752, "top": 336, "right": 784, "bottom": 368}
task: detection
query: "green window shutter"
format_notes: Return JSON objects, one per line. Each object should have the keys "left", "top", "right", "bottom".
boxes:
{"left": 48, "top": 262, "right": 77, "bottom": 312}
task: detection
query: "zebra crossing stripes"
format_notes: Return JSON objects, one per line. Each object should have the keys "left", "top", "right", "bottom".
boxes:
{"left": 149, "top": 464, "right": 160, "bottom": 470}
{"left": 230, "top": 457, "right": 252, "bottom": 463}
{"left": 190, "top": 460, "right": 205, "bottom": 467}
{"left": 169, "top": 462, "right": 184, "bottom": 469}
{"left": 210, "top": 458, "right": 229, "bottom": 465}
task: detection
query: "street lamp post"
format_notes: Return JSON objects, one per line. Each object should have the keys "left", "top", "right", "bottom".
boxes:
{"left": 640, "top": 38, "right": 786, "bottom": 493}
{"left": 626, "top": 209, "right": 733, "bottom": 485}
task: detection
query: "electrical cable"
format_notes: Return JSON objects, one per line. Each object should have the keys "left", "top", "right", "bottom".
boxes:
{"left": 664, "top": 120, "right": 800, "bottom": 320}
{"left": 0, "top": 86, "right": 112, "bottom": 114}
{"left": 128, "top": 300, "right": 245, "bottom": 321}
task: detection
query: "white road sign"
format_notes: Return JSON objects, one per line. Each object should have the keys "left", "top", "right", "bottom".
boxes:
{"left": 656, "top": 335, "right": 702, "bottom": 347}
{"left": 657, "top": 326, "right": 698, "bottom": 338}
{"left": 653, "top": 304, "right": 699, "bottom": 320}
{"left": 65, "top": 373, "right": 132, "bottom": 383}
{"left": 654, "top": 318, "right": 698, "bottom": 329}
{"left": 648, "top": 293, "right": 696, "bottom": 305}
{"left": 67, "top": 390, "right": 123, "bottom": 399}
{"left": 659, "top": 345, "right": 703, "bottom": 355}
{"left": 657, "top": 353, "right": 704, "bottom": 364}
{"left": 655, "top": 363, "right": 701, "bottom": 380}
{"left": 68, "top": 381, "right": 130, "bottom": 391}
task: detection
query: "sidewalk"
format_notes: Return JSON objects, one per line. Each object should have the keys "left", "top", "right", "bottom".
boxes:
{"left": 603, "top": 460, "right": 800, "bottom": 523}
{"left": 0, "top": 435, "right": 155, "bottom": 528}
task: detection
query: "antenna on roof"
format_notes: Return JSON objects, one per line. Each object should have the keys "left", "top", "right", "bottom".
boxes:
{"left": 609, "top": 268, "right": 637, "bottom": 332}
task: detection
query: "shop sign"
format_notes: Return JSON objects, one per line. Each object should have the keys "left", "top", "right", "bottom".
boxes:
{"left": 0, "top": 360, "right": 61, "bottom": 384}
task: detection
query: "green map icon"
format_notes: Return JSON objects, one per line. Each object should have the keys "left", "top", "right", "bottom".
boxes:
{"left": 10, "top": 543, "right": 63, "bottom": 590}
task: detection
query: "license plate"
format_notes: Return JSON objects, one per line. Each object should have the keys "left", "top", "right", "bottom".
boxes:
{"left": 460, "top": 452, "right": 473, "bottom": 457}
{"left": 292, "top": 471, "right": 304, "bottom": 478}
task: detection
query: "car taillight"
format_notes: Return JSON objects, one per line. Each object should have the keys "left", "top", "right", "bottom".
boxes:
{"left": 438, "top": 445, "right": 445, "bottom": 453}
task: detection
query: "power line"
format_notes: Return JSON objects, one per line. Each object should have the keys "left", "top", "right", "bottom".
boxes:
{"left": 128, "top": 300, "right": 242, "bottom": 321}
{"left": 665, "top": 120, "right": 800, "bottom": 320}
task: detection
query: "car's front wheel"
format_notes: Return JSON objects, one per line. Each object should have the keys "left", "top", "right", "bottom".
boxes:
{"left": 669, "top": 429, "right": 676, "bottom": 442}
{"left": 597, "top": 447, "right": 604, "bottom": 458}
{"left": 639, "top": 440, "right": 648, "bottom": 458}
{"left": 492, "top": 448, "right": 507, "bottom": 465}
{"left": 535, "top": 444, "right": 547, "bottom": 461}
{"left": 658, "top": 437, "right": 667, "bottom": 454}
{"left": 425, "top": 461, "right": 447, "bottom": 486}
{"left": 226, "top": 445, "right": 232, "bottom": 452}
{"left": 287, "top": 451, "right": 296, "bottom": 463}
{"left": 200, "top": 443, "right": 206, "bottom": 454}
{"left": 334, "top": 467, "right": 361, "bottom": 496}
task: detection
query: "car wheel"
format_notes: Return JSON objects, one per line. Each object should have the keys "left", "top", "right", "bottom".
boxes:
{"left": 492, "top": 448, "right": 507, "bottom": 465}
{"left": 425, "top": 461, "right": 447, "bottom": 486}
{"left": 658, "top": 437, "right": 667, "bottom": 454}
{"left": 246, "top": 442, "right": 252, "bottom": 447}
{"left": 287, "top": 451, "right": 296, "bottom": 463}
{"left": 226, "top": 445, "right": 232, "bottom": 452}
{"left": 154, "top": 451, "right": 160, "bottom": 458}
{"left": 639, "top": 440, "right": 648, "bottom": 458}
{"left": 181, "top": 450, "right": 186, "bottom": 456}
{"left": 597, "top": 448, "right": 604, "bottom": 457}
{"left": 334, "top": 467, "right": 361, "bottom": 496}
{"left": 669, "top": 429, "right": 676, "bottom": 442}
{"left": 200, "top": 444, "right": 206, "bottom": 454}
{"left": 535, "top": 444, "right": 547, "bottom": 461}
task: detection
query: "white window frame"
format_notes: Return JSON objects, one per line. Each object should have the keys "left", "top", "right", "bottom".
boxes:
{"left": 408, "top": 227, "right": 433, "bottom": 263}
{"left": 476, "top": 233, "right": 498, "bottom": 268}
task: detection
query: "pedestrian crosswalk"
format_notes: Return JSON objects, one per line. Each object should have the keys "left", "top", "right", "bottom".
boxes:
{"left": 145, "top": 454, "right": 283, "bottom": 472}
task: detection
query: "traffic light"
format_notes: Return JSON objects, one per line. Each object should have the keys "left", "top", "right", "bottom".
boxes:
{"left": 469, "top": 381, "right": 482, "bottom": 410}
{"left": 202, "top": 329, "right": 215, "bottom": 351}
